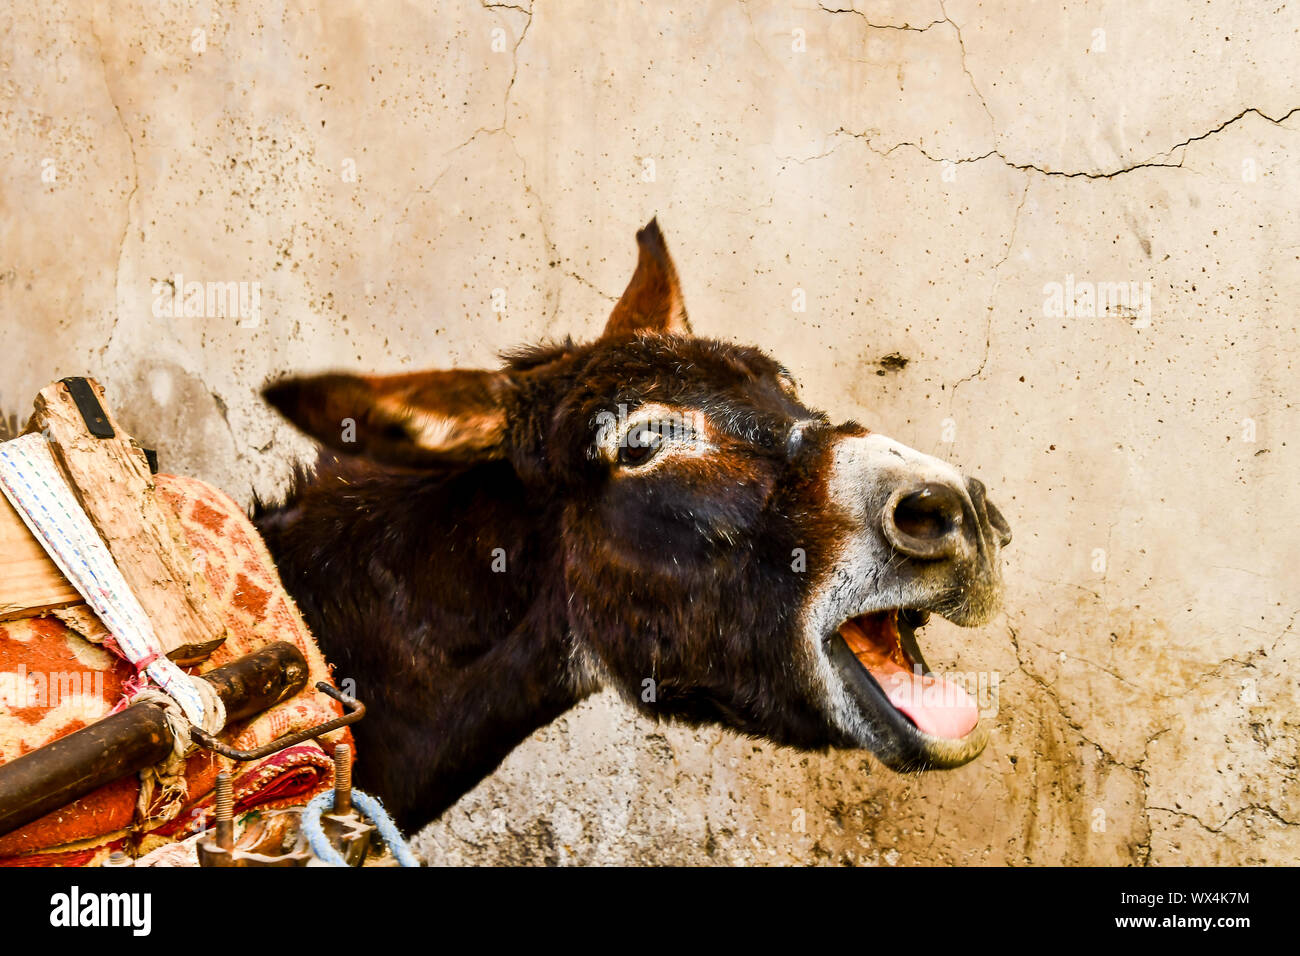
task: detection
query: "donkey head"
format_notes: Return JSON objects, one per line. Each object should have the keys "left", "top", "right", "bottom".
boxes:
{"left": 265, "top": 220, "right": 1011, "bottom": 774}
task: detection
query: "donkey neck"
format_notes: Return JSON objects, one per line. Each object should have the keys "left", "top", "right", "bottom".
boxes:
{"left": 258, "top": 457, "right": 588, "bottom": 829}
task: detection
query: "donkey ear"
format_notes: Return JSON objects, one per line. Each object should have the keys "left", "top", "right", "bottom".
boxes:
{"left": 263, "top": 369, "right": 512, "bottom": 467}
{"left": 601, "top": 218, "right": 692, "bottom": 338}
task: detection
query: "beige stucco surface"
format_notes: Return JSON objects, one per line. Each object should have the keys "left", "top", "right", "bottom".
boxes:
{"left": 2, "top": 0, "right": 1297, "bottom": 864}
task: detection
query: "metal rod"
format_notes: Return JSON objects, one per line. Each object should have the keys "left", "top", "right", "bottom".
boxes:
{"left": 214, "top": 772, "right": 234, "bottom": 851}
{"left": 332, "top": 743, "right": 352, "bottom": 817}
{"left": 189, "top": 682, "right": 363, "bottom": 760}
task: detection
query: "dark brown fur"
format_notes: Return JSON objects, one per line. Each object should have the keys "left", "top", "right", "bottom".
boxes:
{"left": 257, "top": 333, "right": 858, "bottom": 829}
{"left": 256, "top": 221, "right": 1008, "bottom": 831}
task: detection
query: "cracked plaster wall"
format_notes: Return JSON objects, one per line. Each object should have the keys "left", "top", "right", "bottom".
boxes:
{"left": 1, "top": 0, "right": 1297, "bottom": 865}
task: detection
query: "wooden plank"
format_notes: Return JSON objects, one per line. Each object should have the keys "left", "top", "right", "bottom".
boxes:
{"left": 49, "top": 604, "right": 111, "bottom": 644}
{"left": 0, "top": 493, "right": 81, "bottom": 621}
{"left": 28, "top": 379, "right": 227, "bottom": 662}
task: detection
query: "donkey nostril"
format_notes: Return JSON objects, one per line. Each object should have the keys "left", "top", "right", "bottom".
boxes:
{"left": 884, "top": 482, "right": 966, "bottom": 560}
{"left": 893, "top": 484, "right": 962, "bottom": 539}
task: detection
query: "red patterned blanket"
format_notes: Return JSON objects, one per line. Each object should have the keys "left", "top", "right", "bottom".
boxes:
{"left": 0, "top": 474, "right": 350, "bottom": 866}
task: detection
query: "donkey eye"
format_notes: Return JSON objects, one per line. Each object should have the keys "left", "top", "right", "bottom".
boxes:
{"left": 618, "top": 426, "right": 663, "bottom": 467}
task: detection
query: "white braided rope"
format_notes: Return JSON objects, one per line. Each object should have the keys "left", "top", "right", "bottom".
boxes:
{"left": 0, "top": 433, "right": 224, "bottom": 733}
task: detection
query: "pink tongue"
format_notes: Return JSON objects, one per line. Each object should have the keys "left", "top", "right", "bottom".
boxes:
{"left": 867, "top": 659, "right": 979, "bottom": 739}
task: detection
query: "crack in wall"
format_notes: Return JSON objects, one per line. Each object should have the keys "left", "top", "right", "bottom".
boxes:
{"left": 1007, "top": 622, "right": 1158, "bottom": 864}
{"left": 823, "top": 101, "right": 1300, "bottom": 406}
{"left": 406, "top": 4, "right": 611, "bottom": 325}
{"left": 479, "top": 1, "right": 613, "bottom": 320}
{"left": 740, "top": 0, "right": 789, "bottom": 77}
{"left": 937, "top": 1, "right": 996, "bottom": 135}
{"left": 1149, "top": 803, "right": 1298, "bottom": 833}
{"left": 838, "top": 104, "right": 1300, "bottom": 180}
{"left": 1188, "top": 605, "right": 1297, "bottom": 690}
{"left": 1007, "top": 625, "right": 1137, "bottom": 771}
{"left": 817, "top": 0, "right": 996, "bottom": 141}
{"left": 1007, "top": 601, "right": 1300, "bottom": 863}
{"left": 1020, "top": 633, "right": 1161, "bottom": 697}
{"left": 481, "top": 0, "right": 534, "bottom": 133}
{"left": 1010, "top": 630, "right": 1141, "bottom": 779}
{"left": 817, "top": 4, "right": 947, "bottom": 33}
{"left": 949, "top": 176, "right": 1029, "bottom": 401}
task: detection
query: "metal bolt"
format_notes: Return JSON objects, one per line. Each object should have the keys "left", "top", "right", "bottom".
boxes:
{"left": 214, "top": 771, "right": 234, "bottom": 851}
{"left": 332, "top": 743, "right": 352, "bottom": 817}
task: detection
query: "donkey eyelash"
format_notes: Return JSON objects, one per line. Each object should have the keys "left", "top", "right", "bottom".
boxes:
{"left": 618, "top": 424, "right": 666, "bottom": 466}
{"left": 592, "top": 402, "right": 712, "bottom": 465}
{"left": 617, "top": 418, "right": 704, "bottom": 468}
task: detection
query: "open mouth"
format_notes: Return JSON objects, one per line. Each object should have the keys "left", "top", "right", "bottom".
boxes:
{"left": 825, "top": 608, "right": 988, "bottom": 769}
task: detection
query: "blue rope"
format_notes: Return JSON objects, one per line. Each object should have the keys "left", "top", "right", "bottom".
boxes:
{"left": 301, "top": 788, "right": 421, "bottom": 867}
